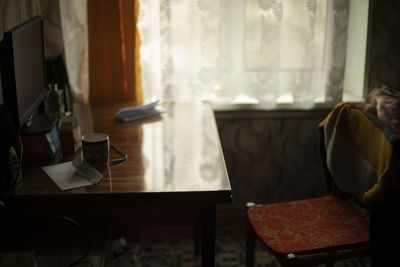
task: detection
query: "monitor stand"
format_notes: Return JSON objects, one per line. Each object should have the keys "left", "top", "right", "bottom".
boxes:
{"left": 21, "top": 115, "right": 58, "bottom": 136}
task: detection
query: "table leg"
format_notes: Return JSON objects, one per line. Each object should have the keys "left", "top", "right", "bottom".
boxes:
{"left": 201, "top": 203, "right": 216, "bottom": 267}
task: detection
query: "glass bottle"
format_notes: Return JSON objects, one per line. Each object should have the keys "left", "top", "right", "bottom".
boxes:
{"left": 45, "top": 83, "right": 65, "bottom": 118}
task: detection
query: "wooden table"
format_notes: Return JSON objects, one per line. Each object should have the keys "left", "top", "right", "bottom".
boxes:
{"left": 3, "top": 101, "right": 232, "bottom": 266}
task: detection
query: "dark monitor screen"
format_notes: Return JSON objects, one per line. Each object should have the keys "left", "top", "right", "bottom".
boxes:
{"left": 0, "top": 16, "right": 47, "bottom": 130}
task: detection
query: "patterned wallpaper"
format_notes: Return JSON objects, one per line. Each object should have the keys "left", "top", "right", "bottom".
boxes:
{"left": 215, "top": 110, "right": 330, "bottom": 207}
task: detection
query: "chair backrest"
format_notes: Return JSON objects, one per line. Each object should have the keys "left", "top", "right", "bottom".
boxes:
{"left": 318, "top": 102, "right": 400, "bottom": 206}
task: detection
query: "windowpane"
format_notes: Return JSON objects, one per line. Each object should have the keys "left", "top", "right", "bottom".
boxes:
{"left": 138, "top": 0, "right": 368, "bottom": 108}
{"left": 245, "top": 0, "right": 327, "bottom": 70}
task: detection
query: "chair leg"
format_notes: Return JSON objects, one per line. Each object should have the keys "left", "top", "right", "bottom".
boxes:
{"left": 246, "top": 202, "right": 256, "bottom": 267}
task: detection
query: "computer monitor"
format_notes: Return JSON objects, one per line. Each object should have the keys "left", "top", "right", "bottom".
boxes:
{"left": 0, "top": 16, "right": 48, "bottom": 132}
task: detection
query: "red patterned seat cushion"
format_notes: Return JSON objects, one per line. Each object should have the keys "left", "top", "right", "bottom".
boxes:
{"left": 247, "top": 196, "right": 369, "bottom": 254}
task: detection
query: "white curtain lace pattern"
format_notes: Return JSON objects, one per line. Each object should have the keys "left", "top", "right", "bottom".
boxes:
{"left": 138, "top": 0, "right": 350, "bottom": 108}
{"left": 59, "top": 0, "right": 89, "bottom": 103}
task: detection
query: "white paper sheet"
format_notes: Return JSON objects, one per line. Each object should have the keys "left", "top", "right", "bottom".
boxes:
{"left": 42, "top": 161, "right": 93, "bottom": 191}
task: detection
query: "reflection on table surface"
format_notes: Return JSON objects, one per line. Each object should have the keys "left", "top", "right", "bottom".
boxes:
{"left": 14, "top": 101, "right": 231, "bottom": 199}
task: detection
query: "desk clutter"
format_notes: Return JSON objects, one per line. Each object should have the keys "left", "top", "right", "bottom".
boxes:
{"left": 1, "top": 84, "right": 154, "bottom": 191}
{"left": 18, "top": 87, "right": 159, "bottom": 192}
{"left": 20, "top": 82, "right": 80, "bottom": 163}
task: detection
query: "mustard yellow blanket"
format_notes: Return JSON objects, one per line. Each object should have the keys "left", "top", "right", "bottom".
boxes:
{"left": 319, "top": 102, "right": 400, "bottom": 205}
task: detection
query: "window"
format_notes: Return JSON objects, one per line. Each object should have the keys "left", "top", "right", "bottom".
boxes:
{"left": 138, "top": 0, "right": 371, "bottom": 108}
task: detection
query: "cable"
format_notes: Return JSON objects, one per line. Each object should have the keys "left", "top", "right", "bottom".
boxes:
{"left": 12, "top": 215, "right": 93, "bottom": 267}
{"left": 110, "top": 145, "right": 128, "bottom": 165}
{"left": 51, "top": 216, "right": 93, "bottom": 267}
{"left": 10, "top": 132, "right": 24, "bottom": 196}
{"left": 17, "top": 131, "right": 23, "bottom": 182}
{"left": 52, "top": 216, "right": 93, "bottom": 267}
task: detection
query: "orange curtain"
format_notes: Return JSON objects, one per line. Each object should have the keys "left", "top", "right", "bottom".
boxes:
{"left": 87, "top": 0, "right": 142, "bottom": 105}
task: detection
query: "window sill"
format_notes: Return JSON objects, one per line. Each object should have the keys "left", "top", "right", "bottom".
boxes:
{"left": 210, "top": 100, "right": 365, "bottom": 119}
{"left": 211, "top": 103, "right": 331, "bottom": 119}
{"left": 210, "top": 102, "right": 333, "bottom": 112}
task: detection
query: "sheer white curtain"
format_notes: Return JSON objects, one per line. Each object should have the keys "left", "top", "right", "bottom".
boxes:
{"left": 138, "top": 0, "right": 350, "bottom": 108}
{"left": 59, "top": 0, "right": 88, "bottom": 103}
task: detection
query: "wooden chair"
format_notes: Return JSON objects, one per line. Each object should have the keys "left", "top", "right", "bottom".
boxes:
{"left": 245, "top": 102, "right": 400, "bottom": 267}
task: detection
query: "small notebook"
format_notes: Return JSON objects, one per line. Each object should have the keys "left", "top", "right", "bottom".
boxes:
{"left": 114, "top": 101, "right": 160, "bottom": 122}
